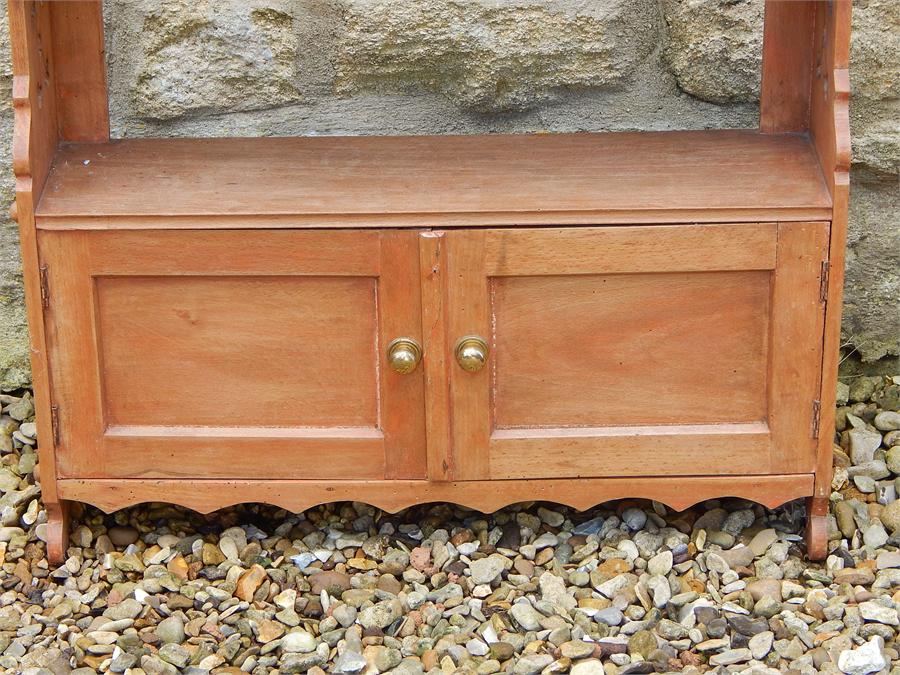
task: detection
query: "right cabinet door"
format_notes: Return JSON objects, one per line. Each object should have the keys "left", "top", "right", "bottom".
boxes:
{"left": 437, "top": 222, "right": 829, "bottom": 480}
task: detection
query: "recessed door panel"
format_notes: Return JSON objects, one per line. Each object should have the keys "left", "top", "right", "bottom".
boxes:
{"left": 97, "top": 275, "right": 379, "bottom": 428}
{"left": 40, "top": 229, "right": 426, "bottom": 480}
{"left": 434, "top": 223, "right": 829, "bottom": 480}
{"left": 492, "top": 270, "right": 771, "bottom": 428}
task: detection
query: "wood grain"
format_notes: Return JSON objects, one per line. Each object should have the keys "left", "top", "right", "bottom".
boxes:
{"left": 767, "top": 222, "right": 830, "bottom": 474}
{"left": 491, "top": 271, "right": 771, "bottom": 428}
{"left": 759, "top": 0, "right": 816, "bottom": 133}
{"left": 35, "top": 131, "right": 832, "bottom": 228}
{"left": 38, "top": 229, "right": 427, "bottom": 481}
{"left": 9, "top": 0, "right": 61, "bottom": 510}
{"left": 810, "top": 0, "right": 852, "bottom": 500}
{"left": 95, "top": 275, "right": 379, "bottom": 427}
{"left": 489, "top": 424, "right": 772, "bottom": 478}
{"left": 57, "top": 474, "right": 815, "bottom": 515}
{"left": 483, "top": 224, "right": 776, "bottom": 275}
{"left": 442, "top": 223, "right": 827, "bottom": 481}
{"left": 73, "top": 433, "right": 386, "bottom": 481}
{"left": 444, "top": 231, "right": 491, "bottom": 480}
{"left": 419, "top": 233, "right": 453, "bottom": 481}
{"left": 380, "top": 231, "right": 428, "bottom": 479}
{"left": 48, "top": 0, "right": 109, "bottom": 142}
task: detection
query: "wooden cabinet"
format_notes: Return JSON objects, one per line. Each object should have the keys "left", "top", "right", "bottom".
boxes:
{"left": 9, "top": 0, "right": 851, "bottom": 562}
{"left": 39, "top": 230, "right": 427, "bottom": 481}
{"left": 437, "top": 223, "right": 830, "bottom": 481}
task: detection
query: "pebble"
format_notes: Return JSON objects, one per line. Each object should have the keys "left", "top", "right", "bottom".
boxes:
{"left": 570, "top": 661, "right": 605, "bottom": 675}
{"left": 107, "top": 526, "right": 139, "bottom": 547}
{"left": 509, "top": 601, "right": 543, "bottom": 631}
{"left": 722, "top": 508, "right": 755, "bottom": 535}
{"left": 881, "top": 500, "right": 900, "bottom": 532}
{"left": 747, "top": 528, "right": 778, "bottom": 555}
{"left": 749, "top": 630, "right": 774, "bottom": 659}
{"left": 706, "top": 552, "right": 730, "bottom": 574}
{"left": 647, "top": 550, "right": 672, "bottom": 576}
{"left": 627, "top": 630, "right": 656, "bottom": 658}
{"left": 877, "top": 550, "right": 900, "bottom": 568}
{"left": 717, "top": 545, "right": 755, "bottom": 569}
{"left": 875, "top": 411, "right": 900, "bottom": 431}
{"left": 469, "top": 554, "right": 507, "bottom": 585}
{"left": 859, "top": 600, "right": 899, "bottom": 625}
{"left": 158, "top": 643, "right": 190, "bottom": 668}
{"left": 334, "top": 650, "right": 367, "bottom": 673}
{"left": 513, "top": 654, "right": 554, "bottom": 675}
{"left": 358, "top": 600, "right": 400, "bottom": 629}
{"left": 849, "top": 429, "right": 883, "bottom": 465}
{"left": 863, "top": 521, "right": 889, "bottom": 548}
{"left": 835, "top": 500, "right": 858, "bottom": 537}
{"left": 156, "top": 615, "right": 185, "bottom": 644}
{"left": 280, "top": 631, "right": 317, "bottom": 653}
{"left": 595, "top": 607, "right": 624, "bottom": 626}
{"left": 747, "top": 578, "right": 782, "bottom": 601}
{"left": 537, "top": 506, "right": 564, "bottom": 527}
{"left": 709, "top": 647, "right": 751, "bottom": 666}
{"left": 235, "top": 564, "right": 267, "bottom": 601}
{"left": 309, "top": 570, "right": 351, "bottom": 595}
{"left": 837, "top": 636, "right": 887, "bottom": 675}
{"left": 622, "top": 507, "right": 647, "bottom": 531}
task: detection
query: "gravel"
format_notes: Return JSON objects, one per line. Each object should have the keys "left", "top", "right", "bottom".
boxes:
{"left": 0, "top": 376, "right": 899, "bottom": 673}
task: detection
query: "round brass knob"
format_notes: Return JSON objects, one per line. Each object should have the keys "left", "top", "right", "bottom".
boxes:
{"left": 387, "top": 337, "right": 422, "bottom": 374}
{"left": 454, "top": 336, "right": 489, "bottom": 372}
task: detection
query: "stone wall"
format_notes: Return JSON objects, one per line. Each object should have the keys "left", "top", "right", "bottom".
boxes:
{"left": 1, "top": 0, "right": 898, "bottom": 389}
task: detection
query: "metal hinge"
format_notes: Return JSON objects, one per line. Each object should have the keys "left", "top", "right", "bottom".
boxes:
{"left": 39, "top": 265, "right": 50, "bottom": 308}
{"left": 812, "top": 399, "right": 822, "bottom": 439}
{"left": 819, "top": 260, "right": 830, "bottom": 303}
{"left": 50, "top": 405, "right": 60, "bottom": 446}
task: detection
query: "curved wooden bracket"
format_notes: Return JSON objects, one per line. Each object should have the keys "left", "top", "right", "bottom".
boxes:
{"left": 57, "top": 475, "right": 814, "bottom": 518}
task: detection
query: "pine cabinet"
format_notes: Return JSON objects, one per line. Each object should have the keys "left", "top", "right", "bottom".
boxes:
{"left": 8, "top": 0, "right": 851, "bottom": 562}
{"left": 38, "top": 230, "right": 427, "bottom": 481}
{"left": 437, "top": 224, "right": 830, "bottom": 482}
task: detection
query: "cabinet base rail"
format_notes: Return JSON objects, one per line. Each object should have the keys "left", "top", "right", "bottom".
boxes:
{"left": 46, "top": 474, "right": 825, "bottom": 562}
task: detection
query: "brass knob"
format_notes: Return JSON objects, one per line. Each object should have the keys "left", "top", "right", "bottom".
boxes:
{"left": 387, "top": 337, "right": 422, "bottom": 374}
{"left": 455, "top": 336, "right": 489, "bottom": 372}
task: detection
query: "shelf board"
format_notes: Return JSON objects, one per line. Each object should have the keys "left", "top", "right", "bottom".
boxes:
{"left": 36, "top": 130, "right": 832, "bottom": 229}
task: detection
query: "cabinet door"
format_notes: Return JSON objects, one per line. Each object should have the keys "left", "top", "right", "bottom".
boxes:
{"left": 434, "top": 222, "right": 829, "bottom": 480}
{"left": 40, "top": 230, "right": 426, "bottom": 480}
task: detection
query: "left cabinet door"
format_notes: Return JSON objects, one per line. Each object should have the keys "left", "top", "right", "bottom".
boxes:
{"left": 39, "top": 229, "right": 426, "bottom": 480}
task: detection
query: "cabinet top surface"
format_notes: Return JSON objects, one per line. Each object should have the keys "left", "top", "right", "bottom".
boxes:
{"left": 36, "top": 129, "right": 832, "bottom": 228}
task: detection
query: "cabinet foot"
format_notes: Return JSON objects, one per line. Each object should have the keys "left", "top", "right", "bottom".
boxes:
{"left": 45, "top": 501, "right": 71, "bottom": 564}
{"left": 805, "top": 496, "right": 828, "bottom": 561}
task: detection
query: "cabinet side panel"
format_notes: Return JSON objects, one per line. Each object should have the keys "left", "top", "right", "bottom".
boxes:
{"left": 810, "top": 0, "right": 851, "bottom": 499}
{"left": 759, "top": 0, "right": 816, "bottom": 133}
{"left": 9, "top": 0, "right": 61, "bottom": 505}
{"left": 49, "top": 0, "right": 109, "bottom": 141}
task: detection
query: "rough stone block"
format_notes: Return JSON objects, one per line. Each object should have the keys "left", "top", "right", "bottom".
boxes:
{"left": 850, "top": 0, "right": 899, "bottom": 176}
{"left": 661, "top": 0, "right": 763, "bottom": 104}
{"left": 118, "top": 0, "right": 303, "bottom": 120}
{"left": 336, "top": 0, "right": 659, "bottom": 111}
{"left": 843, "top": 172, "right": 900, "bottom": 363}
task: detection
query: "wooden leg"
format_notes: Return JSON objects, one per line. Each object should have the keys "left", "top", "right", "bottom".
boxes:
{"left": 45, "top": 500, "right": 71, "bottom": 564}
{"left": 805, "top": 496, "right": 828, "bottom": 561}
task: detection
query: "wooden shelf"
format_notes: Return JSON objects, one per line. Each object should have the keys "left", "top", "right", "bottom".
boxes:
{"left": 36, "top": 130, "right": 832, "bottom": 229}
